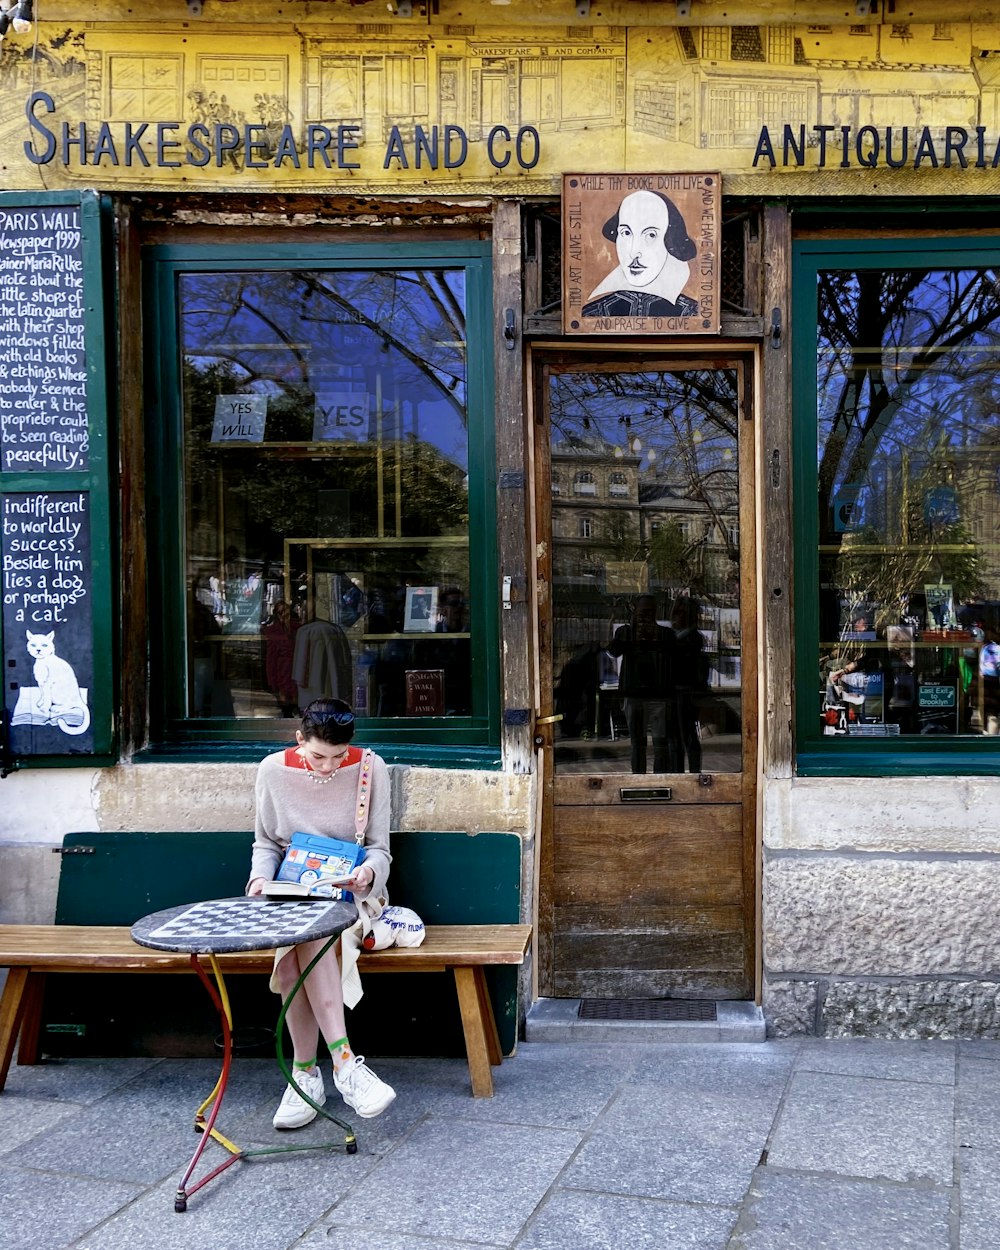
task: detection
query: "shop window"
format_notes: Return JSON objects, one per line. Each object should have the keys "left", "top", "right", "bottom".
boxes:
{"left": 144, "top": 241, "right": 497, "bottom": 750}
{"left": 794, "top": 237, "right": 1000, "bottom": 774}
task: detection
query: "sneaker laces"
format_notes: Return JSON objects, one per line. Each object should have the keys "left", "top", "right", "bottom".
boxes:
{"left": 342, "top": 1056, "right": 378, "bottom": 1089}
{"left": 286, "top": 1067, "right": 321, "bottom": 1099}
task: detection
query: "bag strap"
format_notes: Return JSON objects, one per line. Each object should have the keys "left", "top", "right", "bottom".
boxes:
{"left": 354, "top": 748, "right": 375, "bottom": 844}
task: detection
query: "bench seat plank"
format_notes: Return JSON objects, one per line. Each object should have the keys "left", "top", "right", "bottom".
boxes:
{"left": 0, "top": 924, "right": 531, "bottom": 969}
{"left": 0, "top": 923, "right": 531, "bottom": 1098}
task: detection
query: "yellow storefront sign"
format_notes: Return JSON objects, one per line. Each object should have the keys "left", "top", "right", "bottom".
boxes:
{"left": 5, "top": 17, "right": 1000, "bottom": 194}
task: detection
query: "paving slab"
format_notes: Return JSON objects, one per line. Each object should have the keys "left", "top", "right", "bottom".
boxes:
{"left": 626, "top": 1042, "right": 797, "bottom": 1096}
{"left": 9, "top": 1059, "right": 281, "bottom": 1184}
{"left": 372, "top": 1046, "right": 637, "bottom": 1131}
{"left": 4, "top": 1056, "right": 161, "bottom": 1103}
{"left": 563, "top": 1084, "right": 779, "bottom": 1205}
{"left": 956, "top": 1056, "right": 1000, "bottom": 1149}
{"left": 0, "top": 1166, "right": 143, "bottom": 1250}
{"left": 728, "top": 1172, "right": 953, "bottom": 1250}
{"left": 795, "top": 1039, "right": 957, "bottom": 1085}
{"left": 0, "top": 1089, "right": 87, "bottom": 1154}
{"left": 766, "top": 1071, "right": 954, "bottom": 1184}
{"left": 514, "top": 1188, "right": 738, "bottom": 1250}
{"left": 297, "top": 1232, "right": 501, "bottom": 1250}
{"left": 958, "top": 1039, "right": 1000, "bottom": 1061}
{"left": 956, "top": 1145, "right": 1000, "bottom": 1250}
{"left": 73, "top": 1134, "right": 373, "bottom": 1250}
{"left": 328, "top": 1116, "right": 581, "bottom": 1245}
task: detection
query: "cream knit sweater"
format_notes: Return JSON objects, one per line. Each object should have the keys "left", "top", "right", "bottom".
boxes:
{"left": 249, "top": 748, "right": 392, "bottom": 901}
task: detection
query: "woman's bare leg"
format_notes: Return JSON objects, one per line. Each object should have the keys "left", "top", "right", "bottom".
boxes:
{"left": 274, "top": 938, "right": 347, "bottom": 1062}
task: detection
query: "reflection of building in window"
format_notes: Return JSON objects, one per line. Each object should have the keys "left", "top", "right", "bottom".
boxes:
{"left": 609, "top": 472, "right": 629, "bottom": 497}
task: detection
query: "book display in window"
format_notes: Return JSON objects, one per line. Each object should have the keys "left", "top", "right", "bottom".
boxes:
{"left": 405, "top": 669, "right": 445, "bottom": 715}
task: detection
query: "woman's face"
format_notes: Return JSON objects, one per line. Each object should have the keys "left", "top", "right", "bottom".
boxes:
{"left": 295, "top": 732, "right": 351, "bottom": 776}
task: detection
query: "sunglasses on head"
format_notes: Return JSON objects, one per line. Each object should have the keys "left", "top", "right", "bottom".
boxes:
{"left": 307, "top": 708, "right": 355, "bottom": 726}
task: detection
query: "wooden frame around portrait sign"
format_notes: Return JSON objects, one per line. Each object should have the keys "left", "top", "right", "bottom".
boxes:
{"left": 562, "top": 173, "right": 721, "bottom": 336}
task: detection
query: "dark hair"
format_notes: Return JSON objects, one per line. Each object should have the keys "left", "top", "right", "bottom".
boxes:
{"left": 300, "top": 698, "right": 356, "bottom": 744}
{"left": 601, "top": 192, "right": 697, "bottom": 262}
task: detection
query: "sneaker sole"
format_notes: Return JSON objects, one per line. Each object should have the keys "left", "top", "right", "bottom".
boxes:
{"left": 273, "top": 1093, "right": 327, "bottom": 1130}
{"left": 345, "top": 1088, "right": 396, "bottom": 1119}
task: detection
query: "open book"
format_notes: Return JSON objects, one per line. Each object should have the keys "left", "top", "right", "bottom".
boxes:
{"left": 262, "top": 876, "right": 355, "bottom": 900}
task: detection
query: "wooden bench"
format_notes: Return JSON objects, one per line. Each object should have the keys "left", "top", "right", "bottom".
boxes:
{"left": 0, "top": 827, "right": 528, "bottom": 1099}
{"left": 0, "top": 922, "right": 531, "bottom": 1099}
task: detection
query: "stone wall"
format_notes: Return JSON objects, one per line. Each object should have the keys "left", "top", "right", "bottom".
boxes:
{"left": 762, "top": 776, "right": 1000, "bottom": 1038}
{"left": 0, "top": 762, "right": 534, "bottom": 925}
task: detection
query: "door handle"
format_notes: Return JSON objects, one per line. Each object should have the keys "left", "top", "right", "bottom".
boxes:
{"left": 535, "top": 714, "right": 563, "bottom": 725}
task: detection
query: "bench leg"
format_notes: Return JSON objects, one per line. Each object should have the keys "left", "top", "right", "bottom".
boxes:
{"left": 0, "top": 968, "right": 42, "bottom": 1092}
{"left": 17, "top": 972, "right": 46, "bottom": 1067}
{"left": 453, "top": 966, "right": 502, "bottom": 1099}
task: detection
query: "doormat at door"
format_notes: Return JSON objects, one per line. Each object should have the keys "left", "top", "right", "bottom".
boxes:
{"left": 578, "top": 998, "right": 718, "bottom": 1022}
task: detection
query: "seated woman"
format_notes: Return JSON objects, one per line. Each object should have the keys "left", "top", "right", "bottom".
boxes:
{"left": 246, "top": 698, "right": 396, "bottom": 1127}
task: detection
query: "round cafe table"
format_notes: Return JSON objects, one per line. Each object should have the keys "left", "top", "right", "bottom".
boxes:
{"left": 132, "top": 894, "right": 359, "bottom": 1212}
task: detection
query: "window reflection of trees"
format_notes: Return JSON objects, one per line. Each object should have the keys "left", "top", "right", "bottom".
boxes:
{"left": 816, "top": 267, "right": 1000, "bottom": 628}
{"left": 177, "top": 267, "right": 475, "bottom": 721}
{"left": 549, "top": 369, "right": 740, "bottom": 605}
{"left": 181, "top": 269, "right": 468, "bottom": 424}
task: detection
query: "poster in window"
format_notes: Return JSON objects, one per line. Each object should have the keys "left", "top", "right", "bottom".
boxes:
{"left": 313, "top": 392, "right": 370, "bottom": 442}
{"left": 562, "top": 173, "right": 721, "bottom": 336}
{"left": 403, "top": 586, "right": 438, "bottom": 632}
{"left": 405, "top": 669, "right": 445, "bottom": 715}
{"left": 924, "top": 583, "right": 955, "bottom": 631}
{"left": 210, "top": 395, "right": 268, "bottom": 443}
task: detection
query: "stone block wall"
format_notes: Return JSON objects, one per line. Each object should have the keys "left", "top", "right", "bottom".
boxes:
{"left": 763, "top": 776, "right": 1000, "bottom": 1038}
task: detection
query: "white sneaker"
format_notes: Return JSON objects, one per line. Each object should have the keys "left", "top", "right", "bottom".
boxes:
{"left": 272, "top": 1065, "right": 326, "bottom": 1130}
{"left": 333, "top": 1056, "right": 396, "bottom": 1118}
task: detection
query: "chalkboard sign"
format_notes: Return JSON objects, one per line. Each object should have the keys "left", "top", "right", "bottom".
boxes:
{"left": 0, "top": 204, "right": 88, "bottom": 474}
{"left": 2, "top": 491, "right": 94, "bottom": 752}
{"left": 0, "top": 192, "right": 110, "bottom": 765}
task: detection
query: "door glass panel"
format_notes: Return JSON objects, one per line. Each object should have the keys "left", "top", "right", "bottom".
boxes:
{"left": 549, "top": 367, "right": 742, "bottom": 774}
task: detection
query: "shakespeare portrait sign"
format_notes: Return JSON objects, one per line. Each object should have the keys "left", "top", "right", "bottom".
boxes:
{"left": 562, "top": 173, "right": 721, "bottom": 336}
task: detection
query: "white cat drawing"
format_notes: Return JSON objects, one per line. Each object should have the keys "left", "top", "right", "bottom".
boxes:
{"left": 25, "top": 629, "right": 91, "bottom": 736}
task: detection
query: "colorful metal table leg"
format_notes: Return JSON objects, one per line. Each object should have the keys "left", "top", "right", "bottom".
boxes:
{"left": 174, "top": 953, "right": 244, "bottom": 1213}
{"left": 267, "top": 936, "right": 357, "bottom": 1152}
{"left": 173, "top": 937, "right": 358, "bottom": 1211}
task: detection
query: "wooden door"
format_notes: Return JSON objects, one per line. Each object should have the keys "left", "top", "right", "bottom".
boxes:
{"left": 534, "top": 352, "right": 758, "bottom": 1000}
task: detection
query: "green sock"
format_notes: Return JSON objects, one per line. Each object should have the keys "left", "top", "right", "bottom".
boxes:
{"left": 293, "top": 1057, "right": 317, "bottom": 1071}
{"left": 329, "top": 1037, "right": 354, "bottom": 1071}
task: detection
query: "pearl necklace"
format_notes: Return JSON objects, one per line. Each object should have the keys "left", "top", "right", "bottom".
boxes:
{"left": 299, "top": 750, "right": 337, "bottom": 784}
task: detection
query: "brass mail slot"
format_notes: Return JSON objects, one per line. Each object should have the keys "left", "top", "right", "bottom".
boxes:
{"left": 619, "top": 787, "right": 672, "bottom": 802}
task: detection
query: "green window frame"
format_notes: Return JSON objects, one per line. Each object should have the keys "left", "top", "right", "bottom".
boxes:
{"left": 143, "top": 240, "right": 499, "bottom": 763}
{"left": 793, "top": 234, "right": 1000, "bottom": 776}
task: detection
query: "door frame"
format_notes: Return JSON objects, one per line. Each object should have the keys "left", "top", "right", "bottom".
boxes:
{"left": 527, "top": 342, "right": 762, "bottom": 1002}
